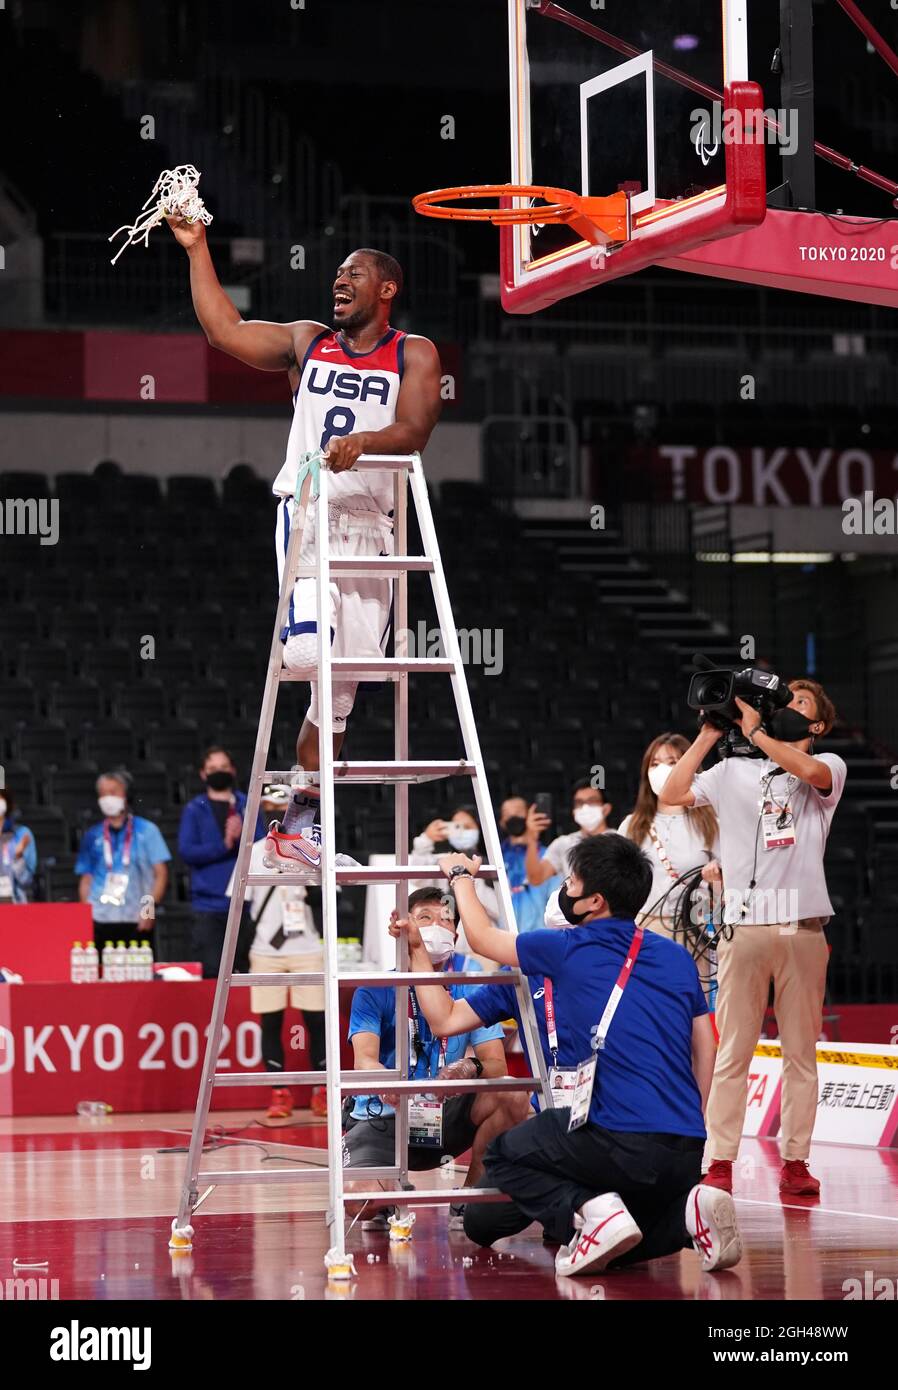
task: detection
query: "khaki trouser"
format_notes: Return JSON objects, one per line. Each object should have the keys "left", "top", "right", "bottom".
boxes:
{"left": 704, "top": 919, "right": 829, "bottom": 1164}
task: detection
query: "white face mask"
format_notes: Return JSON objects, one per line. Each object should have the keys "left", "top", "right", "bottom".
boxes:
{"left": 648, "top": 763, "right": 675, "bottom": 796}
{"left": 573, "top": 804, "right": 605, "bottom": 832}
{"left": 447, "top": 825, "right": 479, "bottom": 852}
{"left": 0, "top": 799, "right": 7, "bottom": 818}
{"left": 543, "top": 889, "right": 569, "bottom": 930}
{"left": 418, "top": 925, "right": 456, "bottom": 965}
{"left": 99, "top": 795, "right": 126, "bottom": 817}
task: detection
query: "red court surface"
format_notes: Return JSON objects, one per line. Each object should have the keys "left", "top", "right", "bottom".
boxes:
{"left": 1, "top": 1109, "right": 895, "bottom": 1301}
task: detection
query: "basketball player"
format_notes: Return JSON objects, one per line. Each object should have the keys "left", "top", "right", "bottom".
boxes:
{"left": 168, "top": 219, "right": 443, "bottom": 868}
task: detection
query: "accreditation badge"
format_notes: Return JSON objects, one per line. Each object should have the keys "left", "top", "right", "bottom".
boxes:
{"left": 550, "top": 1069, "right": 579, "bottom": 1110}
{"left": 761, "top": 801, "right": 796, "bottom": 851}
{"left": 567, "top": 1056, "right": 597, "bottom": 1133}
{"left": 99, "top": 872, "right": 130, "bottom": 907}
{"left": 408, "top": 1095, "right": 444, "bottom": 1147}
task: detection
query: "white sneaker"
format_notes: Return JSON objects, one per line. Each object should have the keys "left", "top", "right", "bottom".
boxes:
{"left": 554, "top": 1193, "right": 642, "bottom": 1277}
{"left": 686, "top": 1183, "right": 743, "bottom": 1272}
{"left": 262, "top": 821, "right": 322, "bottom": 871}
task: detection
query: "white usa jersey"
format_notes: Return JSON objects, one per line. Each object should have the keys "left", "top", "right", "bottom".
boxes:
{"left": 272, "top": 327, "right": 406, "bottom": 514}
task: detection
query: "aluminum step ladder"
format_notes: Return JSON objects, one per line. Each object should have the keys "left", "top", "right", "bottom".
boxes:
{"left": 170, "top": 452, "right": 550, "bottom": 1273}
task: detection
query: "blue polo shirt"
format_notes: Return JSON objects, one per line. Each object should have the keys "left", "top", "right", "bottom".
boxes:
{"left": 348, "top": 977, "right": 504, "bottom": 1122}
{"left": 517, "top": 918, "right": 708, "bottom": 1137}
{"left": 75, "top": 816, "right": 171, "bottom": 924}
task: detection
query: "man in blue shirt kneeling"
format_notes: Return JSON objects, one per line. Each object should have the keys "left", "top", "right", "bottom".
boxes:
{"left": 413, "top": 835, "right": 740, "bottom": 1279}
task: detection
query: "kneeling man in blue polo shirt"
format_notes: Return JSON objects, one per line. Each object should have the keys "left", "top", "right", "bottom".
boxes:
{"left": 425, "top": 835, "right": 740, "bottom": 1278}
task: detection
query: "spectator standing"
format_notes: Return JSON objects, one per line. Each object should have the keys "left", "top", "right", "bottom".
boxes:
{"left": 526, "top": 778, "right": 614, "bottom": 886}
{"left": 76, "top": 770, "right": 170, "bottom": 953}
{"left": 178, "top": 747, "right": 265, "bottom": 978}
{"left": 0, "top": 788, "right": 37, "bottom": 904}
{"left": 227, "top": 784, "right": 327, "bottom": 1120}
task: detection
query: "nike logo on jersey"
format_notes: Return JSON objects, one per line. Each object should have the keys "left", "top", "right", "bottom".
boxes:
{"left": 320, "top": 346, "right": 341, "bottom": 354}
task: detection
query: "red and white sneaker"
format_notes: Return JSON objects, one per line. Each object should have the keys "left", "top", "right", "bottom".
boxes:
{"left": 554, "top": 1193, "right": 642, "bottom": 1277}
{"left": 266, "top": 1087, "right": 294, "bottom": 1121}
{"left": 702, "top": 1159, "right": 733, "bottom": 1194}
{"left": 310, "top": 1086, "right": 328, "bottom": 1118}
{"left": 686, "top": 1184, "right": 742, "bottom": 1272}
{"left": 780, "top": 1159, "right": 820, "bottom": 1196}
{"left": 263, "top": 820, "right": 322, "bottom": 871}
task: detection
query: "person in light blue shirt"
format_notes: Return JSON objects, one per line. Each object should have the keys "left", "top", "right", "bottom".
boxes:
{"left": 343, "top": 886, "right": 532, "bottom": 1232}
{"left": 76, "top": 770, "right": 171, "bottom": 955}
{"left": 0, "top": 788, "right": 37, "bottom": 904}
{"left": 499, "top": 795, "right": 564, "bottom": 933}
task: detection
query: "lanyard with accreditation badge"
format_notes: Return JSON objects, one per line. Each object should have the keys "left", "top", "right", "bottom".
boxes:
{"left": 543, "top": 979, "right": 578, "bottom": 1110}
{"left": 99, "top": 817, "right": 134, "bottom": 908}
{"left": 567, "top": 926, "right": 645, "bottom": 1133}
{"left": 407, "top": 983, "right": 449, "bottom": 1148}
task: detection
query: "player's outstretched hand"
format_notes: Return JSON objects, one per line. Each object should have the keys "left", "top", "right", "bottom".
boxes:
{"left": 165, "top": 214, "right": 206, "bottom": 250}
{"left": 437, "top": 852, "right": 482, "bottom": 879}
{"left": 323, "top": 433, "right": 368, "bottom": 472}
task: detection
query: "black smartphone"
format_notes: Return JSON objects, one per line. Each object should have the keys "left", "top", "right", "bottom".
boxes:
{"left": 535, "top": 792, "right": 553, "bottom": 821}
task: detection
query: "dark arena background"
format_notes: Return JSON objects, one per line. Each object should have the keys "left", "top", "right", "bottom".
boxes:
{"left": 0, "top": 0, "right": 897, "bottom": 1352}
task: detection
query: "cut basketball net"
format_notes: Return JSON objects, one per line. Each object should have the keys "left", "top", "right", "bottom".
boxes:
{"left": 413, "top": 184, "right": 630, "bottom": 247}
{"left": 108, "top": 165, "right": 213, "bottom": 266}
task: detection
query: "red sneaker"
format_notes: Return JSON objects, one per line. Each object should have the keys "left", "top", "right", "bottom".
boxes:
{"left": 310, "top": 1086, "right": 327, "bottom": 1118}
{"left": 780, "top": 1160, "right": 820, "bottom": 1196}
{"left": 702, "top": 1160, "right": 733, "bottom": 1194}
{"left": 266, "top": 1087, "right": 294, "bottom": 1120}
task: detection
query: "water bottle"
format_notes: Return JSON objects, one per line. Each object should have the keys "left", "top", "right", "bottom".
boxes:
{"left": 101, "top": 943, "right": 114, "bottom": 981}
{"left": 84, "top": 942, "right": 99, "bottom": 983}
{"left": 126, "top": 940, "right": 139, "bottom": 982}
{"left": 142, "top": 941, "right": 155, "bottom": 981}
{"left": 76, "top": 1101, "right": 112, "bottom": 1117}
{"left": 70, "top": 941, "right": 85, "bottom": 984}
{"left": 114, "top": 940, "right": 127, "bottom": 982}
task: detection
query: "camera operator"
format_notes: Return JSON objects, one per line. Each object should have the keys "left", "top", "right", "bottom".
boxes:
{"left": 663, "top": 677, "right": 846, "bottom": 1198}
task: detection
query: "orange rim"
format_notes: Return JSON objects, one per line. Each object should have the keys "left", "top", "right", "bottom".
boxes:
{"left": 412, "top": 184, "right": 582, "bottom": 225}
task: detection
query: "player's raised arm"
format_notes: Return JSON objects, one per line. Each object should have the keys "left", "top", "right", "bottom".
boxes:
{"left": 167, "top": 215, "right": 321, "bottom": 372}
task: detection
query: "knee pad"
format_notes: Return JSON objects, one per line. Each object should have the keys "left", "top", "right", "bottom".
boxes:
{"left": 305, "top": 681, "right": 357, "bottom": 733}
{"left": 283, "top": 631, "right": 318, "bottom": 680}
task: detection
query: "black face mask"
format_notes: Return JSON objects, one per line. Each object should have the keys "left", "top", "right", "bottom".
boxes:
{"left": 558, "top": 886, "right": 594, "bottom": 925}
{"left": 767, "top": 709, "right": 817, "bottom": 743}
{"left": 503, "top": 816, "right": 527, "bottom": 837}
{"left": 206, "top": 771, "right": 235, "bottom": 791}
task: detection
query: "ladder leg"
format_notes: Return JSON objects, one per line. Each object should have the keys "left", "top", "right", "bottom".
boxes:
{"left": 393, "top": 466, "right": 411, "bottom": 1210}
{"left": 408, "top": 457, "right": 553, "bottom": 1111}
{"left": 172, "top": 491, "right": 306, "bottom": 1241}
{"left": 315, "top": 469, "right": 350, "bottom": 1269}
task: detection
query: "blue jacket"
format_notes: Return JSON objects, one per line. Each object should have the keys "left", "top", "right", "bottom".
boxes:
{"left": 178, "top": 792, "right": 266, "bottom": 913}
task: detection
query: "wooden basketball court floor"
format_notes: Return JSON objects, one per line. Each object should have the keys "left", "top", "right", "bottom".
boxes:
{"left": 1, "top": 1109, "right": 895, "bottom": 1301}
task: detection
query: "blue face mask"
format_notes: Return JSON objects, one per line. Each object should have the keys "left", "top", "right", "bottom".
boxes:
{"left": 447, "top": 826, "right": 479, "bottom": 852}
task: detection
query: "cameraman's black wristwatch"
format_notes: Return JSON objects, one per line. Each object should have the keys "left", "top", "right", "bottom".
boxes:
{"left": 469, "top": 1057, "right": 484, "bottom": 1077}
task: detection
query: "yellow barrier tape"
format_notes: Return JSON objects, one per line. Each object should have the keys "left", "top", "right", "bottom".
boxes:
{"left": 754, "top": 1043, "right": 898, "bottom": 1069}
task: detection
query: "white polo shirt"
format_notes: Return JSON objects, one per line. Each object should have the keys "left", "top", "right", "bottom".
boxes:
{"left": 690, "top": 752, "right": 847, "bottom": 924}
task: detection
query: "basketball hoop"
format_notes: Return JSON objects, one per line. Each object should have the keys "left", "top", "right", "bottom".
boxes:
{"left": 412, "top": 184, "right": 630, "bottom": 246}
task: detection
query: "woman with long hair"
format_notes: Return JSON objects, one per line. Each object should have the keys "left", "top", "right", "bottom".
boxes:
{"left": 618, "top": 733, "right": 721, "bottom": 939}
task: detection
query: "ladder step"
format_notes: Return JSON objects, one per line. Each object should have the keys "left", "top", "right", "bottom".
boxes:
{"left": 212, "top": 1072, "right": 538, "bottom": 1092}
{"left": 279, "top": 657, "right": 455, "bottom": 681}
{"left": 196, "top": 1166, "right": 402, "bottom": 1186}
{"left": 260, "top": 761, "right": 477, "bottom": 784}
{"left": 246, "top": 865, "right": 499, "bottom": 887}
{"left": 228, "top": 970, "right": 520, "bottom": 988}
{"left": 296, "top": 557, "right": 434, "bottom": 578}
{"left": 345, "top": 1188, "right": 510, "bottom": 1205}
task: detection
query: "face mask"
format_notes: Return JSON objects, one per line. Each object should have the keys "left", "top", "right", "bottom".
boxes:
{"left": 419, "top": 925, "right": 456, "bottom": 964}
{"left": 447, "top": 826, "right": 479, "bottom": 852}
{"left": 503, "top": 815, "right": 527, "bottom": 838}
{"left": 767, "top": 708, "right": 816, "bottom": 743}
{"left": 573, "top": 804, "right": 605, "bottom": 832}
{"left": 648, "top": 763, "right": 674, "bottom": 796}
{"left": 557, "top": 885, "right": 595, "bottom": 925}
{"left": 206, "top": 770, "right": 235, "bottom": 791}
{"left": 0, "top": 799, "right": 7, "bottom": 819}
{"left": 99, "top": 795, "right": 126, "bottom": 817}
